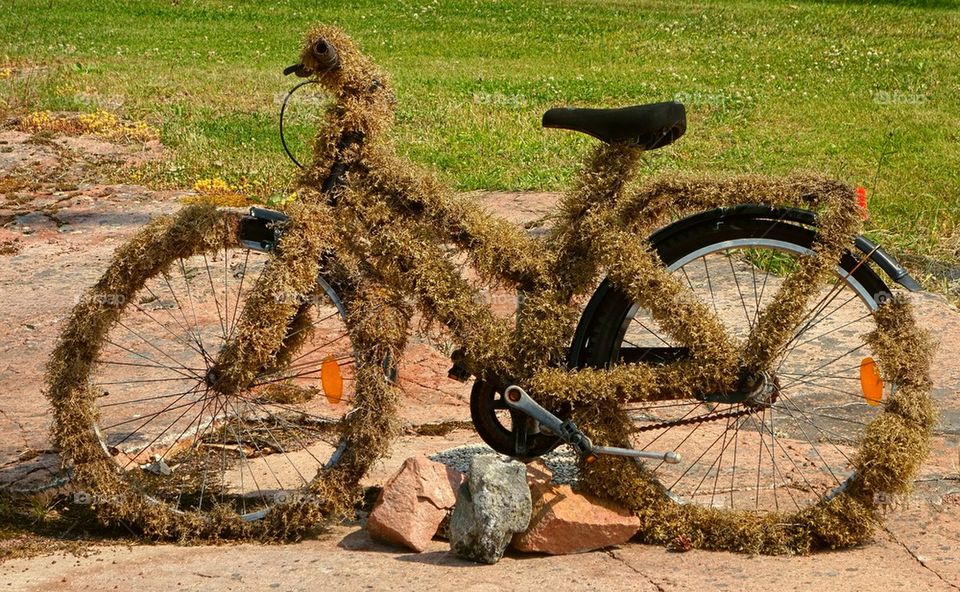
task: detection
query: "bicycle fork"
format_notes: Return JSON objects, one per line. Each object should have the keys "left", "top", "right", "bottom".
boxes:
{"left": 502, "top": 385, "right": 681, "bottom": 464}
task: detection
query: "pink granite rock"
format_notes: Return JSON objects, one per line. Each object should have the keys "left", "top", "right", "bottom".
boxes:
{"left": 366, "top": 456, "right": 466, "bottom": 552}
{"left": 512, "top": 463, "right": 640, "bottom": 555}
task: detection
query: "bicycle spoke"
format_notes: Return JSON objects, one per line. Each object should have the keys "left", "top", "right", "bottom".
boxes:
{"left": 228, "top": 249, "right": 252, "bottom": 340}
{"left": 628, "top": 317, "right": 673, "bottom": 347}
{"left": 95, "top": 376, "right": 198, "bottom": 387}
{"left": 228, "top": 397, "right": 313, "bottom": 489}
{"left": 202, "top": 252, "right": 228, "bottom": 341}
{"left": 727, "top": 253, "right": 752, "bottom": 333}
{"left": 776, "top": 390, "right": 853, "bottom": 470}
{"left": 103, "top": 338, "right": 201, "bottom": 381}
{"left": 132, "top": 290, "right": 206, "bottom": 358}
{"left": 114, "top": 319, "right": 204, "bottom": 380}
{"left": 118, "top": 390, "right": 209, "bottom": 470}
{"left": 178, "top": 258, "right": 208, "bottom": 358}
{"left": 104, "top": 384, "right": 204, "bottom": 434}
{"left": 96, "top": 358, "right": 205, "bottom": 372}
{"left": 776, "top": 292, "right": 860, "bottom": 372}
{"left": 159, "top": 272, "right": 209, "bottom": 362}
{"left": 707, "top": 414, "right": 734, "bottom": 508}
{"left": 680, "top": 416, "right": 741, "bottom": 501}
{"left": 702, "top": 256, "right": 719, "bottom": 317}
{"left": 667, "top": 422, "right": 731, "bottom": 492}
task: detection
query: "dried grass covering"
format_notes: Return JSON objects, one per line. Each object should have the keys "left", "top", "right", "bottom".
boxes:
{"left": 44, "top": 25, "right": 934, "bottom": 552}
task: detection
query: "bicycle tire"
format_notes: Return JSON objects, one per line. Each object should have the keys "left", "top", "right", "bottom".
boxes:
{"left": 46, "top": 205, "right": 388, "bottom": 537}
{"left": 569, "top": 215, "right": 931, "bottom": 550}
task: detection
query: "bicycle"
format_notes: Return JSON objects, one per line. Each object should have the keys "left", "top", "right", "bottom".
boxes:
{"left": 45, "top": 26, "right": 934, "bottom": 552}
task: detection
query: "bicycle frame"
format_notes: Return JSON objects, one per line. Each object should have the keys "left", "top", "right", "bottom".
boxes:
{"left": 211, "top": 26, "right": 894, "bottom": 469}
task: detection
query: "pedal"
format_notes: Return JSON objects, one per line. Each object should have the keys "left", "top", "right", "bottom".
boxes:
{"left": 238, "top": 207, "right": 289, "bottom": 252}
{"left": 502, "top": 385, "right": 681, "bottom": 464}
{"left": 446, "top": 348, "right": 471, "bottom": 382}
{"left": 447, "top": 364, "right": 471, "bottom": 382}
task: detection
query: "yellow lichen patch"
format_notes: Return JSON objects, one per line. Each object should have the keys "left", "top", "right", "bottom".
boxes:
{"left": 0, "top": 67, "right": 12, "bottom": 79}
{"left": 181, "top": 177, "right": 253, "bottom": 207}
{"left": 17, "top": 109, "right": 157, "bottom": 142}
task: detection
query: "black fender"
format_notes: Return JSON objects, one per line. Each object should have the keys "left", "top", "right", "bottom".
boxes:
{"left": 568, "top": 205, "right": 920, "bottom": 368}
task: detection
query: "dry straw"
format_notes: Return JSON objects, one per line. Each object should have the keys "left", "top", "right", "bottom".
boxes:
{"left": 44, "top": 26, "right": 933, "bottom": 552}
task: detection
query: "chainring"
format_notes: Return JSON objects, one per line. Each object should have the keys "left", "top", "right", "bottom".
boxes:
{"left": 469, "top": 380, "right": 560, "bottom": 458}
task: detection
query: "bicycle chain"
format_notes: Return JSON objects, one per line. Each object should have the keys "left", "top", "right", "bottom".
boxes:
{"left": 631, "top": 405, "right": 755, "bottom": 433}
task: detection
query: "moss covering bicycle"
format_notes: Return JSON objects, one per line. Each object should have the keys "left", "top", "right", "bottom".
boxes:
{"left": 46, "top": 26, "right": 933, "bottom": 552}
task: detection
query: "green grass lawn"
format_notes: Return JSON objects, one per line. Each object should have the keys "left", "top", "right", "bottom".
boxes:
{"left": 1, "top": 0, "right": 958, "bottom": 266}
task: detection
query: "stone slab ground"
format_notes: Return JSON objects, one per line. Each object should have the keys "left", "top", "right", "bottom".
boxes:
{"left": 0, "top": 131, "right": 958, "bottom": 590}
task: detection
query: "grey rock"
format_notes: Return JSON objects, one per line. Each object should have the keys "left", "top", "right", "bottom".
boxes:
{"left": 430, "top": 445, "right": 580, "bottom": 486}
{"left": 449, "top": 454, "right": 531, "bottom": 564}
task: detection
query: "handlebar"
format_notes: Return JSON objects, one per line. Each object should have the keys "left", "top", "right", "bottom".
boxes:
{"left": 311, "top": 39, "right": 340, "bottom": 72}
{"left": 284, "top": 37, "right": 341, "bottom": 77}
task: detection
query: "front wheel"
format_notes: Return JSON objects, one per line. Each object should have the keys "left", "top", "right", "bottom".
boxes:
{"left": 569, "top": 214, "right": 932, "bottom": 551}
{"left": 46, "top": 205, "right": 388, "bottom": 537}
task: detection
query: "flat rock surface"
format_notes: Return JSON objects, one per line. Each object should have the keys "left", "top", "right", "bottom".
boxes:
{"left": 0, "top": 132, "right": 958, "bottom": 588}
{"left": 0, "top": 494, "right": 958, "bottom": 591}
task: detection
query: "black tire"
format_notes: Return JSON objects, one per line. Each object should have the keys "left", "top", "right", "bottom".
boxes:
{"left": 570, "top": 215, "right": 897, "bottom": 514}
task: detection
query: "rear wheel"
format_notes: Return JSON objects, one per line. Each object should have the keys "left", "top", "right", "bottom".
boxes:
{"left": 572, "top": 216, "right": 901, "bottom": 514}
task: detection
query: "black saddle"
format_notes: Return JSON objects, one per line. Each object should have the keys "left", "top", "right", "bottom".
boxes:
{"left": 542, "top": 101, "right": 686, "bottom": 149}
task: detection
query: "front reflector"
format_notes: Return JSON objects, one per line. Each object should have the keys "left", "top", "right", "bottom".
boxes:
{"left": 860, "top": 357, "right": 883, "bottom": 406}
{"left": 321, "top": 355, "right": 344, "bottom": 404}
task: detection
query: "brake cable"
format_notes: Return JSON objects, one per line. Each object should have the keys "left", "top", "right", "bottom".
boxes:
{"left": 279, "top": 79, "right": 319, "bottom": 169}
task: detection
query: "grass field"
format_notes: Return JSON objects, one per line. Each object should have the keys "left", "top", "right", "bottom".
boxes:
{"left": 1, "top": 0, "right": 958, "bottom": 268}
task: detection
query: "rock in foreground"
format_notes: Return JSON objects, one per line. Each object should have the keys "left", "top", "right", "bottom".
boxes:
{"left": 450, "top": 454, "right": 531, "bottom": 564}
{"left": 366, "top": 456, "right": 466, "bottom": 552}
{"left": 512, "top": 463, "right": 640, "bottom": 555}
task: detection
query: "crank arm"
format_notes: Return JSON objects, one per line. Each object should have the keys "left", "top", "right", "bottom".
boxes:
{"left": 503, "top": 385, "right": 566, "bottom": 435}
{"left": 503, "top": 385, "right": 681, "bottom": 464}
{"left": 589, "top": 445, "right": 681, "bottom": 464}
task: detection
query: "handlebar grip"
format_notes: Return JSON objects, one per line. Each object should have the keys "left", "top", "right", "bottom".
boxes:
{"left": 312, "top": 39, "right": 340, "bottom": 72}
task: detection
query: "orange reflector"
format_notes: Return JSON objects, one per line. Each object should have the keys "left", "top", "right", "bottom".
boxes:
{"left": 860, "top": 357, "right": 883, "bottom": 406}
{"left": 321, "top": 356, "right": 344, "bottom": 404}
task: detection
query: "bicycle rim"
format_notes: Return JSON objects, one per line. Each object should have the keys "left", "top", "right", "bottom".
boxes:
{"left": 60, "top": 208, "right": 362, "bottom": 521}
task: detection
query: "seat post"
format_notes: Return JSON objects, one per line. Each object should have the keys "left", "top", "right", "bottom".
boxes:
{"left": 547, "top": 142, "right": 643, "bottom": 296}
{"left": 562, "top": 142, "right": 643, "bottom": 214}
